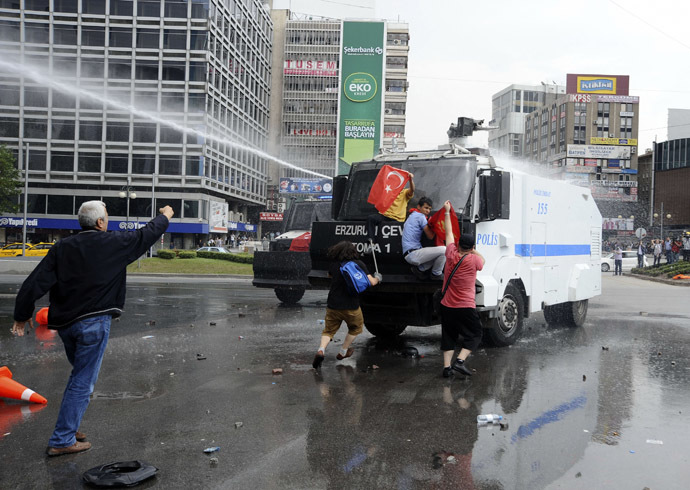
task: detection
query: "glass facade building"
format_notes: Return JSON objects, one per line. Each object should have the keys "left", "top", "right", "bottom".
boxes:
{"left": 0, "top": 0, "right": 272, "bottom": 247}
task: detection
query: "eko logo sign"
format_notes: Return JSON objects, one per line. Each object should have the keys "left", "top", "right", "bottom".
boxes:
{"left": 343, "top": 72, "right": 377, "bottom": 102}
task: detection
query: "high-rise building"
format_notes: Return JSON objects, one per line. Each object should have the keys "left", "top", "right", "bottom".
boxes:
{"left": 522, "top": 74, "right": 641, "bottom": 233}
{"left": 267, "top": 11, "right": 409, "bottom": 181}
{"left": 488, "top": 83, "right": 564, "bottom": 158}
{"left": 0, "top": 0, "right": 272, "bottom": 248}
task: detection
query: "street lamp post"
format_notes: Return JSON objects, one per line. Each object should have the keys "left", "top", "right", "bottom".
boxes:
{"left": 119, "top": 186, "right": 137, "bottom": 230}
{"left": 653, "top": 203, "right": 672, "bottom": 240}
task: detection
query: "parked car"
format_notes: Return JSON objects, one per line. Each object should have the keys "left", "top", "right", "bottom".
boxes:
{"left": 0, "top": 243, "right": 33, "bottom": 257}
{"left": 25, "top": 242, "right": 54, "bottom": 257}
{"left": 196, "top": 246, "right": 231, "bottom": 253}
{"left": 601, "top": 251, "right": 648, "bottom": 272}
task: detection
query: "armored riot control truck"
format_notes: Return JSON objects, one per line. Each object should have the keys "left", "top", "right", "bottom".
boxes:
{"left": 308, "top": 123, "right": 602, "bottom": 346}
{"left": 252, "top": 199, "right": 331, "bottom": 304}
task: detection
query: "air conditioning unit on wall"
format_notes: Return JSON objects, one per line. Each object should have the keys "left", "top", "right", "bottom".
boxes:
{"left": 393, "top": 39, "right": 401, "bottom": 45}
{"left": 384, "top": 108, "right": 392, "bottom": 115}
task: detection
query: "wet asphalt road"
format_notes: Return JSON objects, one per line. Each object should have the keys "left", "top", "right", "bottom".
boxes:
{"left": 1, "top": 274, "right": 689, "bottom": 489}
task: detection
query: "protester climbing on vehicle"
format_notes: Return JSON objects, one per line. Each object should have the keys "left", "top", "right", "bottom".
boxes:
{"left": 366, "top": 165, "right": 414, "bottom": 244}
{"left": 402, "top": 196, "right": 446, "bottom": 280}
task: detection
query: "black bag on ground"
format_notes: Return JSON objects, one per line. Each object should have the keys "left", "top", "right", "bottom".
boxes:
{"left": 433, "top": 255, "right": 466, "bottom": 316}
{"left": 82, "top": 460, "right": 158, "bottom": 487}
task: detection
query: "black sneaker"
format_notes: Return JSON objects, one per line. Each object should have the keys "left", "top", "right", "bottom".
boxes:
{"left": 442, "top": 367, "right": 454, "bottom": 378}
{"left": 312, "top": 351, "right": 325, "bottom": 369}
{"left": 452, "top": 359, "right": 473, "bottom": 376}
{"left": 410, "top": 266, "right": 429, "bottom": 280}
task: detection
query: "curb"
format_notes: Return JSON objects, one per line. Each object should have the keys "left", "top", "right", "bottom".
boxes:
{"left": 128, "top": 273, "right": 252, "bottom": 279}
{"left": 629, "top": 273, "right": 690, "bottom": 287}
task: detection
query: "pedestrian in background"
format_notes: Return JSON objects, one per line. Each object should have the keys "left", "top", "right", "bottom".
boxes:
{"left": 11, "top": 201, "right": 173, "bottom": 457}
{"left": 683, "top": 234, "right": 690, "bottom": 261}
{"left": 653, "top": 239, "right": 662, "bottom": 267}
{"left": 614, "top": 245, "right": 623, "bottom": 275}
{"left": 665, "top": 237, "right": 673, "bottom": 264}
{"left": 312, "top": 241, "right": 381, "bottom": 369}
{"left": 637, "top": 240, "right": 645, "bottom": 268}
{"left": 439, "top": 200, "right": 485, "bottom": 378}
{"left": 672, "top": 237, "right": 682, "bottom": 263}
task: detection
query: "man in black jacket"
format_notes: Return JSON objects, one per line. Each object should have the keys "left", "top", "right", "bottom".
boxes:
{"left": 11, "top": 200, "right": 173, "bottom": 456}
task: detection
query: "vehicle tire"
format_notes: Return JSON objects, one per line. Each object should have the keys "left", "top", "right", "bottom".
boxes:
{"left": 601, "top": 262, "right": 610, "bottom": 272}
{"left": 483, "top": 283, "right": 524, "bottom": 347}
{"left": 274, "top": 287, "right": 305, "bottom": 304}
{"left": 365, "top": 323, "right": 407, "bottom": 338}
{"left": 543, "top": 299, "right": 588, "bottom": 328}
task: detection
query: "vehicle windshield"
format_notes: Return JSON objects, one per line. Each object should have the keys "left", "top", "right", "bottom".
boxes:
{"left": 340, "top": 158, "right": 478, "bottom": 220}
{"left": 285, "top": 201, "right": 331, "bottom": 231}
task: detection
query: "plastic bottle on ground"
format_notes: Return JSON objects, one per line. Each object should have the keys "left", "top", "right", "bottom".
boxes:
{"left": 477, "top": 414, "right": 503, "bottom": 425}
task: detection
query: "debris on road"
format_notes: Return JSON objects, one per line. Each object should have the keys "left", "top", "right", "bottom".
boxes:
{"left": 575, "top": 472, "right": 582, "bottom": 478}
{"left": 582, "top": 375, "right": 586, "bottom": 381}
{"left": 238, "top": 336, "right": 244, "bottom": 340}
{"left": 234, "top": 422, "right": 243, "bottom": 429}
{"left": 646, "top": 439, "right": 663, "bottom": 445}
{"left": 272, "top": 368, "right": 283, "bottom": 375}
{"left": 197, "top": 354, "right": 206, "bottom": 360}
{"left": 189, "top": 324, "right": 195, "bottom": 328}
{"left": 147, "top": 320, "right": 156, "bottom": 326}
{"left": 203, "top": 447, "right": 220, "bottom": 453}
{"left": 602, "top": 346, "right": 609, "bottom": 351}
{"left": 372, "top": 365, "right": 380, "bottom": 370}
{"left": 209, "top": 322, "right": 217, "bottom": 326}
{"left": 209, "top": 457, "right": 218, "bottom": 466}
{"left": 141, "top": 335, "right": 154, "bottom": 339}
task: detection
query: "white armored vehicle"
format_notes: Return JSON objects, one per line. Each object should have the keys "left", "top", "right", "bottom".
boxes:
{"left": 308, "top": 118, "right": 602, "bottom": 345}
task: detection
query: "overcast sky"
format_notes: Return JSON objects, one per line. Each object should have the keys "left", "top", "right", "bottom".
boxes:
{"left": 277, "top": 0, "right": 690, "bottom": 152}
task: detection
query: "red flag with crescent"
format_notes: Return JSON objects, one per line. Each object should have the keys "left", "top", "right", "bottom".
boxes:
{"left": 427, "top": 205, "right": 461, "bottom": 246}
{"left": 367, "top": 165, "right": 411, "bottom": 214}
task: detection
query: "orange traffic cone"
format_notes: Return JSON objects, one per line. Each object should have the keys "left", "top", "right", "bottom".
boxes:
{"left": 36, "top": 307, "right": 49, "bottom": 325}
{"left": 0, "top": 366, "right": 47, "bottom": 404}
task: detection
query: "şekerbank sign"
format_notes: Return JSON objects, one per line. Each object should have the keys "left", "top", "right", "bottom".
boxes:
{"left": 337, "top": 21, "right": 385, "bottom": 175}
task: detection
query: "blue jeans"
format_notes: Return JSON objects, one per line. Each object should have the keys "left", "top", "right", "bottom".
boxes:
{"left": 48, "top": 315, "right": 111, "bottom": 448}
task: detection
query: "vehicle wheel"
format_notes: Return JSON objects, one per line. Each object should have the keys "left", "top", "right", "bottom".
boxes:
{"left": 601, "top": 262, "right": 610, "bottom": 272}
{"left": 543, "top": 299, "right": 588, "bottom": 328}
{"left": 365, "top": 323, "right": 407, "bottom": 338}
{"left": 483, "top": 283, "right": 524, "bottom": 347}
{"left": 274, "top": 287, "right": 305, "bottom": 304}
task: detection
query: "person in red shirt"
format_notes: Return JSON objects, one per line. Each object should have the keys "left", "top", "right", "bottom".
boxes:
{"left": 439, "top": 200, "right": 485, "bottom": 378}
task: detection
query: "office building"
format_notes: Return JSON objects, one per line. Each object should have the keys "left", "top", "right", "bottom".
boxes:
{"left": 488, "top": 83, "right": 564, "bottom": 158}
{"left": 0, "top": 0, "right": 272, "bottom": 247}
{"left": 651, "top": 137, "right": 690, "bottom": 233}
{"left": 523, "top": 74, "right": 641, "bottom": 229}
{"left": 267, "top": 11, "right": 409, "bottom": 181}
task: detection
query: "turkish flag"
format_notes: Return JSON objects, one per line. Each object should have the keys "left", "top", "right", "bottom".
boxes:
{"left": 367, "top": 165, "right": 410, "bottom": 214}
{"left": 427, "top": 205, "right": 461, "bottom": 246}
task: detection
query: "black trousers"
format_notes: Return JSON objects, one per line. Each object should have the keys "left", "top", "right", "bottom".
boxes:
{"left": 440, "top": 305, "right": 483, "bottom": 352}
{"left": 366, "top": 213, "right": 397, "bottom": 241}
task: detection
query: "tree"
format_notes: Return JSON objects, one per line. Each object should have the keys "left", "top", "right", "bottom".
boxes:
{"left": 0, "top": 145, "right": 22, "bottom": 214}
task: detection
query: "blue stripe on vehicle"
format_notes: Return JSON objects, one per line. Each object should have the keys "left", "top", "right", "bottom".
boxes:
{"left": 515, "top": 244, "right": 591, "bottom": 257}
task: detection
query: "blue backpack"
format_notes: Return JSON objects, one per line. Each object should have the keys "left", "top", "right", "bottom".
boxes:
{"left": 340, "top": 261, "right": 371, "bottom": 294}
